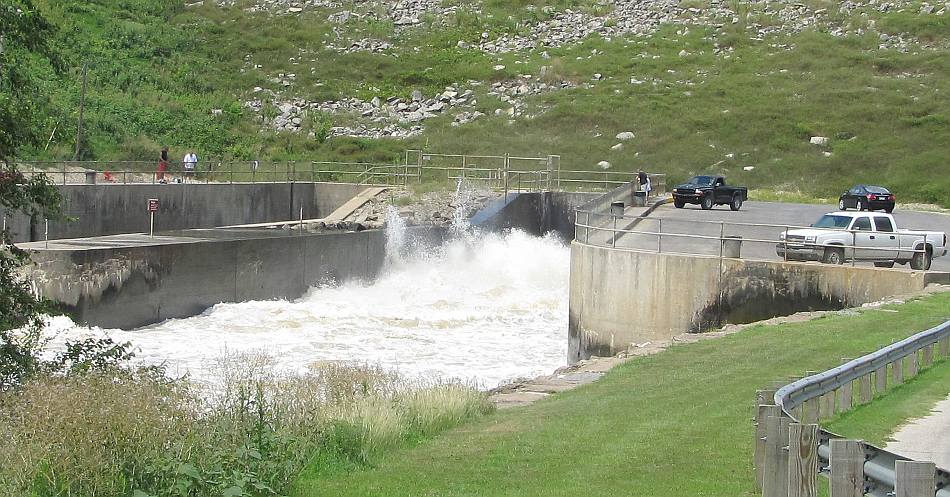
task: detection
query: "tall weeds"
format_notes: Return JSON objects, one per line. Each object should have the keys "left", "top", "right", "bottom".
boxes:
{"left": 0, "top": 354, "right": 492, "bottom": 497}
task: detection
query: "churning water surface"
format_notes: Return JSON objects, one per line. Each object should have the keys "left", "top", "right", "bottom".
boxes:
{"left": 47, "top": 227, "right": 571, "bottom": 389}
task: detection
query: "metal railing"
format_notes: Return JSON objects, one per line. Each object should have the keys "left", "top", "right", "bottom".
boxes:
{"left": 574, "top": 209, "right": 937, "bottom": 269}
{"left": 753, "top": 320, "right": 950, "bottom": 497}
{"left": 18, "top": 152, "right": 664, "bottom": 194}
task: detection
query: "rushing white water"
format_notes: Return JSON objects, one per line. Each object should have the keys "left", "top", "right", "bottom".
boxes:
{"left": 45, "top": 228, "right": 570, "bottom": 389}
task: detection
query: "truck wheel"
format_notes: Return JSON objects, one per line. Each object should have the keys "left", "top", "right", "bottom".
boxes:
{"left": 911, "top": 249, "right": 932, "bottom": 270}
{"left": 822, "top": 247, "right": 845, "bottom": 265}
{"left": 730, "top": 194, "right": 743, "bottom": 211}
{"left": 873, "top": 261, "right": 895, "bottom": 268}
{"left": 701, "top": 194, "right": 713, "bottom": 210}
{"left": 674, "top": 199, "right": 685, "bottom": 209}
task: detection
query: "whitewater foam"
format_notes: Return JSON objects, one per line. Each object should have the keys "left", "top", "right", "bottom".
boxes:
{"left": 45, "top": 229, "right": 570, "bottom": 389}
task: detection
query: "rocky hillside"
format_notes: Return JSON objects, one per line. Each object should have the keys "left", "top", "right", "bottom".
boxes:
{"left": 25, "top": 0, "right": 950, "bottom": 205}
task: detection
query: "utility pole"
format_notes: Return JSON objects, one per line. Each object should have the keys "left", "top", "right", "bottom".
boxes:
{"left": 74, "top": 62, "right": 88, "bottom": 161}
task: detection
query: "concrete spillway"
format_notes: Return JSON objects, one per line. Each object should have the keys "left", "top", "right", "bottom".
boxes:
{"left": 46, "top": 229, "right": 571, "bottom": 389}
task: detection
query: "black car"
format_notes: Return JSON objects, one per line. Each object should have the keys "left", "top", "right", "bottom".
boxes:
{"left": 672, "top": 175, "right": 748, "bottom": 210}
{"left": 838, "top": 185, "right": 895, "bottom": 213}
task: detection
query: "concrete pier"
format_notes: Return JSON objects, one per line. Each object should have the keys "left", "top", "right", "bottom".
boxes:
{"left": 568, "top": 242, "right": 949, "bottom": 362}
{"left": 25, "top": 227, "right": 443, "bottom": 329}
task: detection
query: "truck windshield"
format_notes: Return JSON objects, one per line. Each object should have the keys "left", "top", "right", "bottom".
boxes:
{"left": 813, "top": 215, "right": 853, "bottom": 228}
{"left": 688, "top": 176, "right": 716, "bottom": 186}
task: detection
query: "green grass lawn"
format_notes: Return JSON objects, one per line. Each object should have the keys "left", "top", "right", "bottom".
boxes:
{"left": 292, "top": 292, "right": 950, "bottom": 497}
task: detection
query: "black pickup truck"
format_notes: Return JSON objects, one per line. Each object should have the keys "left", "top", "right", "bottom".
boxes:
{"left": 672, "top": 175, "right": 748, "bottom": 211}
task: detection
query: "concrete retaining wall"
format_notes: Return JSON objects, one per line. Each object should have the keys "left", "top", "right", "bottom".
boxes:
{"left": 28, "top": 227, "right": 441, "bottom": 329}
{"left": 5, "top": 182, "right": 367, "bottom": 243}
{"left": 568, "top": 242, "right": 947, "bottom": 362}
{"left": 472, "top": 192, "right": 598, "bottom": 240}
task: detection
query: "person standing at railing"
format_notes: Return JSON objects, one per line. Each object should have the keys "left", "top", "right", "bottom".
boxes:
{"left": 637, "top": 170, "right": 652, "bottom": 197}
{"left": 183, "top": 151, "right": 198, "bottom": 182}
{"left": 157, "top": 146, "right": 169, "bottom": 184}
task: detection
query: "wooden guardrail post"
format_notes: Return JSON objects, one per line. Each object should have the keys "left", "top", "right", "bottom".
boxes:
{"left": 922, "top": 344, "right": 933, "bottom": 368}
{"left": 802, "top": 398, "right": 819, "bottom": 424}
{"left": 837, "top": 382, "right": 852, "bottom": 413}
{"left": 757, "top": 389, "right": 777, "bottom": 410}
{"left": 858, "top": 374, "right": 872, "bottom": 405}
{"left": 820, "top": 391, "right": 835, "bottom": 421}
{"left": 756, "top": 404, "right": 783, "bottom": 490}
{"left": 830, "top": 439, "right": 864, "bottom": 497}
{"left": 787, "top": 423, "right": 818, "bottom": 497}
{"left": 764, "top": 415, "right": 791, "bottom": 497}
{"left": 838, "top": 358, "right": 852, "bottom": 413}
{"left": 895, "top": 460, "right": 936, "bottom": 497}
{"left": 892, "top": 357, "right": 904, "bottom": 385}
{"left": 940, "top": 335, "right": 949, "bottom": 358}
{"left": 908, "top": 350, "right": 919, "bottom": 379}
{"left": 874, "top": 363, "right": 887, "bottom": 396}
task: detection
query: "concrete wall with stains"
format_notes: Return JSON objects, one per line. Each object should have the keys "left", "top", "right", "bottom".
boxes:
{"left": 27, "top": 226, "right": 442, "bottom": 330}
{"left": 5, "top": 182, "right": 367, "bottom": 243}
{"left": 568, "top": 242, "right": 949, "bottom": 363}
{"left": 471, "top": 191, "right": 598, "bottom": 240}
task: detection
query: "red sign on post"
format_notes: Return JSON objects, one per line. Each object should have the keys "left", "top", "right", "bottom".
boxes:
{"left": 147, "top": 199, "right": 160, "bottom": 212}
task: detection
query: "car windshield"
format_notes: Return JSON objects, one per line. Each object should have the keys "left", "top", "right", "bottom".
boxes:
{"left": 865, "top": 186, "right": 890, "bottom": 194}
{"left": 688, "top": 176, "right": 715, "bottom": 186}
{"left": 813, "top": 215, "right": 853, "bottom": 229}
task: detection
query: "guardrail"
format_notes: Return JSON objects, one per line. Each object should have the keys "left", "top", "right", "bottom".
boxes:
{"left": 753, "top": 319, "right": 950, "bottom": 497}
{"left": 18, "top": 153, "right": 664, "bottom": 194}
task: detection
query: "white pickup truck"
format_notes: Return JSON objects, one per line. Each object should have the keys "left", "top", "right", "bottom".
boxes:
{"left": 776, "top": 212, "right": 947, "bottom": 270}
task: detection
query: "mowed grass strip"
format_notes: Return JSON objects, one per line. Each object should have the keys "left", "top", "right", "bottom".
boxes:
{"left": 294, "top": 292, "right": 950, "bottom": 497}
{"left": 825, "top": 344, "right": 950, "bottom": 447}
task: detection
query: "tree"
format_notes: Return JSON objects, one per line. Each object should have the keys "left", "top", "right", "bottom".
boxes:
{"left": 0, "top": 0, "right": 65, "bottom": 389}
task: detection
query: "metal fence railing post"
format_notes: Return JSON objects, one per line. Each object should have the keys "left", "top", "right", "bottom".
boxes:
{"left": 586, "top": 211, "right": 591, "bottom": 244}
{"left": 719, "top": 222, "right": 725, "bottom": 260}
{"left": 783, "top": 226, "right": 788, "bottom": 262}
{"left": 611, "top": 214, "right": 616, "bottom": 248}
{"left": 503, "top": 153, "right": 509, "bottom": 198}
{"left": 851, "top": 230, "right": 858, "bottom": 267}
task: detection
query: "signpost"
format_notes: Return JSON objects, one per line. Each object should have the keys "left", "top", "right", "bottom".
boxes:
{"left": 147, "top": 198, "right": 159, "bottom": 238}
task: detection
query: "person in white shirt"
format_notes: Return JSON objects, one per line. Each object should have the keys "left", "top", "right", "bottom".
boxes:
{"left": 183, "top": 151, "right": 198, "bottom": 181}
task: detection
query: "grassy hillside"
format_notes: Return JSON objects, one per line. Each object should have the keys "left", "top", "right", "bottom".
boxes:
{"left": 25, "top": 0, "right": 950, "bottom": 205}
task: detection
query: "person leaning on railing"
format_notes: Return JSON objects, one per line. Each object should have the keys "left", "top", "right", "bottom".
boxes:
{"left": 637, "top": 170, "right": 652, "bottom": 197}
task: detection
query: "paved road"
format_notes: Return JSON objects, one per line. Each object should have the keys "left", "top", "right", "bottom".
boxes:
{"left": 609, "top": 201, "right": 950, "bottom": 272}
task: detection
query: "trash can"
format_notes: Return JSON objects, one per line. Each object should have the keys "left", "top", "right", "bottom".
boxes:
{"left": 632, "top": 190, "right": 647, "bottom": 207}
{"left": 610, "top": 201, "right": 624, "bottom": 217}
{"left": 84, "top": 171, "right": 97, "bottom": 184}
{"left": 721, "top": 235, "right": 742, "bottom": 258}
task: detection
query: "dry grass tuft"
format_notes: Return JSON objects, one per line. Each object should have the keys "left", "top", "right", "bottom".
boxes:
{"left": 0, "top": 353, "right": 491, "bottom": 497}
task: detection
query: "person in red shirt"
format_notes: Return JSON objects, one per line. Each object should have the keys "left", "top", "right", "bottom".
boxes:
{"left": 157, "top": 146, "right": 169, "bottom": 183}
